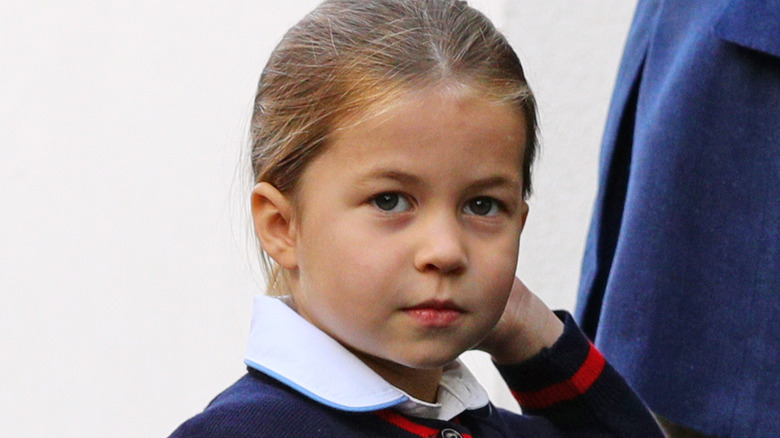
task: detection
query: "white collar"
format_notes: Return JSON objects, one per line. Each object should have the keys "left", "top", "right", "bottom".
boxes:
{"left": 244, "top": 295, "right": 490, "bottom": 420}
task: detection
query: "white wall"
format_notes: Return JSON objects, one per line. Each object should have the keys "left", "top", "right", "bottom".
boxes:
{"left": 0, "top": 1, "right": 636, "bottom": 436}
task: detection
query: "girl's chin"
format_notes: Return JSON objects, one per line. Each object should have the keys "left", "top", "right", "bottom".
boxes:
{"left": 391, "top": 351, "right": 465, "bottom": 370}
{"left": 354, "top": 347, "right": 462, "bottom": 372}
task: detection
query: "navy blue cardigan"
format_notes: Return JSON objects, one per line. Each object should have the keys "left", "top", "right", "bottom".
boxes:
{"left": 576, "top": 0, "right": 780, "bottom": 436}
{"left": 170, "top": 313, "right": 662, "bottom": 437}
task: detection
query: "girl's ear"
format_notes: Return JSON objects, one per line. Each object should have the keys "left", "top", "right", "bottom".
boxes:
{"left": 251, "top": 182, "right": 298, "bottom": 270}
{"left": 519, "top": 201, "right": 530, "bottom": 233}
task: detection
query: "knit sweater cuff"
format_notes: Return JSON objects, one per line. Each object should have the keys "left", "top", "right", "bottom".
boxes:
{"left": 494, "top": 311, "right": 635, "bottom": 428}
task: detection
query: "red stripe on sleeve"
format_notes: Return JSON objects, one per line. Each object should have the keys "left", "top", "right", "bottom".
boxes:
{"left": 511, "top": 343, "right": 606, "bottom": 410}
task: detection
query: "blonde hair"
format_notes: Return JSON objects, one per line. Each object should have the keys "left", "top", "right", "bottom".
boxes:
{"left": 251, "top": 0, "right": 538, "bottom": 294}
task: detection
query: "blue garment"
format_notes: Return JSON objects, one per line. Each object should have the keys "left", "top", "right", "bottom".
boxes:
{"left": 576, "top": 0, "right": 780, "bottom": 436}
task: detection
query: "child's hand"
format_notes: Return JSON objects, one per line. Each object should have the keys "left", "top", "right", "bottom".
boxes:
{"left": 476, "top": 277, "right": 564, "bottom": 365}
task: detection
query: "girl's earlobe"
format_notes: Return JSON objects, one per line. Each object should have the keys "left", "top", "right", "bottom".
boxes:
{"left": 251, "top": 182, "right": 298, "bottom": 270}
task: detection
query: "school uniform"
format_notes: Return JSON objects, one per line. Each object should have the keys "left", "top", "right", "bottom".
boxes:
{"left": 170, "top": 295, "right": 662, "bottom": 437}
{"left": 575, "top": 0, "right": 780, "bottom": 436}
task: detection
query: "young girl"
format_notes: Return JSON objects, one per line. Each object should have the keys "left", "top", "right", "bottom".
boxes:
{"left": 170, "top": 1, "right": 663, "bottom": 436}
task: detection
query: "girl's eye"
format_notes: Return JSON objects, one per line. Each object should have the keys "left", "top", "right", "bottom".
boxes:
{"left": 464, "top": 197, "right": 501, "bottom": 216}
{"left": 371, "top": 193, "right": 412, "bottom": 213}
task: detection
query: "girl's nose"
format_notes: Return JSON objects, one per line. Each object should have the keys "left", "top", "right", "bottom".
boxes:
{"left": 413, "top": 214, "right": 468, "bottom": 275}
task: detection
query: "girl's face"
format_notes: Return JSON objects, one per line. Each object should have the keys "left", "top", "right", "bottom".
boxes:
{"left": 286, "top": 85, "right": 527, "bottom": 398}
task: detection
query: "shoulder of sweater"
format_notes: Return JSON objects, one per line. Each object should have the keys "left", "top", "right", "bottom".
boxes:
{"left": 170, "top": 372, "right": 341, "bottom": 437}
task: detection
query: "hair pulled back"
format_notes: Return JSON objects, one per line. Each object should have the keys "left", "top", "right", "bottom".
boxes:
{"left": 251, "top": 0, "right": 538, "bottom": 198}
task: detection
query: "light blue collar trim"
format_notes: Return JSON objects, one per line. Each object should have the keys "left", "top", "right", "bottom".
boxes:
{"left": 244, "top": 295, "right": 409, "bottom": 412}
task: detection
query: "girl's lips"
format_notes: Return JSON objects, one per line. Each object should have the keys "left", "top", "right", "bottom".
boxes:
{"left": 403, "top": 300, "right": 463, "bottom": 327}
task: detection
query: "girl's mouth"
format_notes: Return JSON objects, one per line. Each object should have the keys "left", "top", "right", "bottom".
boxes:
{"left": 403, "top": 300, "right": 463, "bottom": 327}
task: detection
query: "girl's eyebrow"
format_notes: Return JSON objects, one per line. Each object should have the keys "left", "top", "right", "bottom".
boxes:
{"left": 357, "top": 170, "right": 522, "bottom": 192}
{"left": 356, "top": 170, "right": 423, "bottom": 186}
{"left": 467, "top": 175, "right": 523, "bottom": 192}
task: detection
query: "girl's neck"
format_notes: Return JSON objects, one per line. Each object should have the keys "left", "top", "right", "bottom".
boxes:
{"left": 350, "top": 349, "right": 444, "bottom": 403}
